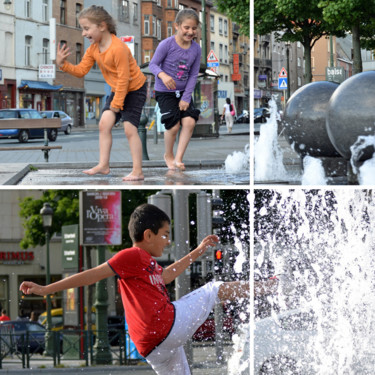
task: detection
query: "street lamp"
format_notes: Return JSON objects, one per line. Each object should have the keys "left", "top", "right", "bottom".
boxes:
{"left": 285, "top": 41, "right": 291, "bottom": 102}
{"left": 40, "top": 202, "right": 54, "bottom": 356}
{"left": 4, "top": 0, "right": 12, "bottom": 10}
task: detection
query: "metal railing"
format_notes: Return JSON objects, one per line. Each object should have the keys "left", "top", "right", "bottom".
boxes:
{"left": 0, "top": 328, "right": 140, "bottom": 369}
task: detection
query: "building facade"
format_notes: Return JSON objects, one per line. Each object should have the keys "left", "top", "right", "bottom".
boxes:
{"left": 0, "top": 190, "right": 117, "bottom": 321}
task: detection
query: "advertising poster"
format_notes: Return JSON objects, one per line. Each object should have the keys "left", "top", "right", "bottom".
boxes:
{"left": 80, "top": 191, "right": 122, "bottom": 245}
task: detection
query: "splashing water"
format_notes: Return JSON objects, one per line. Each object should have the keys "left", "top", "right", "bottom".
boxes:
{"left": 225, "top": 144, "right": 250, "bottom": 173}
{"left": 255, "top": 189, "right": 375, "bottom": 374}
{"left": 254, "top": 98, "right": 288, "bottom": 182}
{"left": 350, "top": 135, "right": 375, "bottom": 185}
{"left": 301, "top": 156, "right": 327, "bottom": 185}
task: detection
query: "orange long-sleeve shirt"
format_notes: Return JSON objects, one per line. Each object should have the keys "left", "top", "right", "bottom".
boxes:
{"left": 61, "top": 34, "right": 146, "bottom": 110}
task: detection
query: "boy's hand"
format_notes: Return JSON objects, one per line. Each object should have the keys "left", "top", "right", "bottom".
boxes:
{"left": 110, "top": 106, "right": 120, "bottom": 113}
{"left": 197, "top": 234, "right": 219, "bottom": 255}
{"left": 159, "top": 72, "right": 176, "bottom": 90}
{"left": 179, "top": 100, "right": 189, "bottom": 111}
{"left": 56, "top": 43, "right": 71, "bottom": 68}
{"left": 19, "top": 281, "right": 46, "bottom": 296}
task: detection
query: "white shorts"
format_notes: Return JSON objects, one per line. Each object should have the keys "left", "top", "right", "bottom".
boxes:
{"left": 145, "top": 281, "right": 223, "bottom": 375}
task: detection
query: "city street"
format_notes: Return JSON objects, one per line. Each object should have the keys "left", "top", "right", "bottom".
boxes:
{"left": 0, "top": 124, "right": 250, "bottom": 185}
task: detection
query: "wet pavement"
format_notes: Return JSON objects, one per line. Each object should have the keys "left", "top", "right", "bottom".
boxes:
{"left": 0, "top": 124, "right": 249, "bottom": 186}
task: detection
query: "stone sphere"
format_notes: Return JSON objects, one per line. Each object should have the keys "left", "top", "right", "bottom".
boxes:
{"left": 283, "top": 81, "right": 340, "bottom": 157}
{"left": 327, "top": 71, "right": 375, "bottom": 160}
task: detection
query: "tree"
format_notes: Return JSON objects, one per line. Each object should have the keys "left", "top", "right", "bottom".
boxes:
{"left": 319, "top": 0, "right": 375, "bottom": 74}
{"left": 215, "top": 0, "right": 250, "bottom": 36}
{"left": 19, "top": 190, "right": 157, "bottom": 250}
{"left": 254, "top": 0, "right": 344, "bottom": 83}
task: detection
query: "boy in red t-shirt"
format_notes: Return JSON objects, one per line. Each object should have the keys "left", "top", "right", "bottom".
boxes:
{"left": 19, "top": 204, "right": 249, "bottom": 374}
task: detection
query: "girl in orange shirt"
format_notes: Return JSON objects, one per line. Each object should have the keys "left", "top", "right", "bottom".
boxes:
{"left": 56, "top": 5, "right": 147, "bottom": 181}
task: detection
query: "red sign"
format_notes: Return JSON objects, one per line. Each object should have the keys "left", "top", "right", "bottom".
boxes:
{"left": 232, "top": 54, "right": 241, "bottom": 81}
{"left": 0, "top": 251, "right": 34, "bottom": 262}
{"left": 279, "top": 67, "right": 287, "bottom": 77}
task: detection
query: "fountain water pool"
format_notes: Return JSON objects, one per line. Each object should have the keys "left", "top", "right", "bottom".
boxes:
{"left": 254, "top": 189, "right": 375, "bottom": 374}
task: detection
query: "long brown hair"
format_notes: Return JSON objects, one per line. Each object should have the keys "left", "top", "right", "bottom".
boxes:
{"left": 78, "top": 5, "right": 117, "bottom": 35}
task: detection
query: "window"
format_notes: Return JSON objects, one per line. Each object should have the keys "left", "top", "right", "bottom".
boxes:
{"left": 175, "top": 0, "right": 178, "bottom": 8}
{"left": 144, "top": 15, "right": 150, "bottom": 35}
{"left": 167, "top": 0, "right": 172, "bottom": 7}
{"left": 224, "top": 19, "right": 228, "bottom": 36}
{"left": 224, "top": 45, "right": 228, "bottom": 63}
{"left": 120, "top": 0, "right": 129, "bottom": 22}
{"left": 210, "top": 15, "right": 214, "bottom": 32}
{"left": 25, "top": 36, "right": 32, "bottom": 66}
{"left": 219, "top": 18, "right": 223, "bottom": 34}
{"left": 167, "top": 22, "right": 173, "bottom": 37}
{"left": 152, "top": 16, "right": 156, "bottom": 36}
{"left": 60, "top": 0, "right": 66, "bottom": 25}
{"left": 42, "top": 38, "right": 49, "bottom": 64}
{"left": 133, "top": 2, "right": 138, "bottom": 23}
{"left": 134, "top": 43, "right": 139, "bottom": 63}
{"left": 219, "top": 43, "right": 223, "bottom": 62}
{"left": 25, "top": 0, "right": 31, "bottom": 18}
{"left": 42, "top": 0, "right": 48, "bottom": 22}
{"left": 179, "top": 4, "right": 185, "bottom": 11}
{"left": 298, "top": 76, "right": 302, "bottom": 86}
{"left": 157, "top": 19, "right": 161, "bottom": 40}
{"left": 298, "top": 57, "right": 301, "bottom": 67}
{"left": 210, "top": 41, "right": 215, "bottom": 51}
{"left": 156, "top": 0, "right": 161, "bottom": 5}
{"left": 76, "top": 4, "right": 82, "bottom": 28}
{"left": 76, "top": 43, "right": 82, "bottom": 64}
{"left": 144, "top": 50, "right": 151, "bottom": 63}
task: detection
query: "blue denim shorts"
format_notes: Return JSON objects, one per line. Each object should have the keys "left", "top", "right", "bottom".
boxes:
{"left": 103, "top": 82, "right": 147, "bottom": 128}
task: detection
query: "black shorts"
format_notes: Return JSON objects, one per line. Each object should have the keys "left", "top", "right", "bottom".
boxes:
{"left": 155, "top": 91, "right": 200, "bottom": 130}
{"left": 103, "top": 82, "right": 147, "bottom": 128}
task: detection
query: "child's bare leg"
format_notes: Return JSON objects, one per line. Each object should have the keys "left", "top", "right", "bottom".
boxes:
{"left": 123, "top": 121, "right": 144, "bottom": 181}
{"left": 218, "top": 281, "right": 250, "bottom": 302}
{"left": 164, "top": 123, "right": 180, "bottom": 169}
{"left": 83, "top": 111, "right": 115, "bottom": 175}
{"left": 174, "top": 116, "right": 196, "bottom": 170}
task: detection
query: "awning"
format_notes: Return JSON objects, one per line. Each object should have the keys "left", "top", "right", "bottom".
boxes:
{"left": 18, "top": 80, "right": 63, "bottom": 91}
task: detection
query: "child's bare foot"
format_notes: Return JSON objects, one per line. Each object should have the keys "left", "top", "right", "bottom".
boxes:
{"left": 122, "top": 172, "right": 144, "bottom": 181}
{"left": 164, "top": 153, "right": 176, "bottom": 170}
{"left": 83, "top": 165, "right": 110, "bottom": 175}
{"left": 174, "top": 161, "right": 185, "bottom": 171}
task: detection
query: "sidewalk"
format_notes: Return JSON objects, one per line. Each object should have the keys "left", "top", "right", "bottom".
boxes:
{"left": 0, "top": 124, "right": 249, "bottom": 186}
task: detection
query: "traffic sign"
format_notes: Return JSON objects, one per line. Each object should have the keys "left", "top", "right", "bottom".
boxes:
{"left": 278, "top": 77, "right": 288, "bottom": 90}
{"left": 207, "top": 62, "right": 219, "bottom": 67}
{"left": 207, "top": 49, "right": 219, "bottom": 63}
{"left": 279, "top": 67, "right": 287, "bottom": 78}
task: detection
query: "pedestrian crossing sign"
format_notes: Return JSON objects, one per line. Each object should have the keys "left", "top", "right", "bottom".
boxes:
{"left": 278, "top": 77, "right": 288, "bottom": 90}
{"left": 279, "top": 67, "right": 287, "bottom": 78}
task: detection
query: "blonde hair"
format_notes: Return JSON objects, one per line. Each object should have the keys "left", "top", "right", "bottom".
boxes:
{"left": 78, "top": 5, "right": 117, "bottom": 35}
{"left": 175, "top": 9, "right": 200, "bottom": 26}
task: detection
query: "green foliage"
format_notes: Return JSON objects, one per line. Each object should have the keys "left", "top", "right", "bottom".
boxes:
{"left": 19, "top": 190, "right": 157, "bottom": 250}
{"left": 214, "top": 0, "right": 250, "bottom": 36}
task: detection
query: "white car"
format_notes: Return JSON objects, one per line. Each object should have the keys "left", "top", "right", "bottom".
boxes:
{"left": 42, "top": 110, "right": 73, "bottom": 134}
{"left": 254, "top": 309, "right": 317, "bottom": 374}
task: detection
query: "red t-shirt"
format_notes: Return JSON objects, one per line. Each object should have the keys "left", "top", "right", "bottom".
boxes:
{"left": 0, "top": 315, "right": 10, "bottom": 321}
{"left": 107, "top": 247, "right": 175, "bottom": 357}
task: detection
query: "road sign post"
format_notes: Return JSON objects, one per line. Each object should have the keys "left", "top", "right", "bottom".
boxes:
{"left": 278, "top": 67, "right": 288, "bottom": 109}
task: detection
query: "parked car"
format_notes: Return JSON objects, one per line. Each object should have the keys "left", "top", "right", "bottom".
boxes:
{"left": 0, "top": 320, "right": 48, "bottom": 354}
{"left": 41, "top": 110, "right": 73, "bottom": 135}
{"left": 235, "top": 109, "right": 249, "bottom": 124}
{"left": 193, "top": 309, "right": 234, "bottom": 341}
{"left": 254, "top": 108, "right": 270, "bottom": 124}
{"left": 0, "top": 108, "right": 58, "bottom": 143}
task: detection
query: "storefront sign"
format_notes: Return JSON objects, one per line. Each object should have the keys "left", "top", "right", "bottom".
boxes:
{"left": 0, "top": 251, "right": 34, "bottom": 264}
{"left": 80, "top": 191, "right": 122, "bottom": 246}
{"left": 120, "top": 36, "right": 134, "bottom": 56}
{"left": 62, "top": 224, "right": 79, "bottom": 269}
{"left": 39, "top": 64, "right": 56, "bottom": 79}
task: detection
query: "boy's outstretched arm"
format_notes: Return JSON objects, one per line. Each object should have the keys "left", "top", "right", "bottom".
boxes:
{"left": 19, "top": 263, "right": 115, "bottom": 296}
{"left": 162, "top": 235, "right": 219, "bottom": 284}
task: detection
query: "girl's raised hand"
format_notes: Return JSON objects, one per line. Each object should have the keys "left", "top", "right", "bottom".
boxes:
{"left": 19, "top": 281, "right": 46, "bottom": 296}
{"left": 56, "top": 43, "right": 71, "bottom": 68}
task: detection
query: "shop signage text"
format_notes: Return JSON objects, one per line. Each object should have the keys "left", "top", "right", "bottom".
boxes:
{"left": 0, "top": 251, "right": 34, "bottom": 264}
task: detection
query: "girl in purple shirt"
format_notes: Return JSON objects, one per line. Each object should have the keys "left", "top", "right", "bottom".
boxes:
{"left": 149, "top": 9, "right": 201, "bottom": 171}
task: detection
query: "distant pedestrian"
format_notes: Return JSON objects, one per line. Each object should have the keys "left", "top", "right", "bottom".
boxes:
{"left": 30, "top": 311, "right": 38, "bottom": 322}
{"left": 56, "top": 5, "right": 147, "bottom": 181}
{"left": 149, "top": 9, "right": 201, "bottom": 171}
{"left": 0, "top": 309, "right": 10, "bottom": 321}
{"left": 221, "top": 98, "right": 235, "bottom": 133}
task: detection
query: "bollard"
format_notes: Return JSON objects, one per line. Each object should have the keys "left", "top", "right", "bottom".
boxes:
{"left": 138, "top": 114, "right": 150, "bottom": 160}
